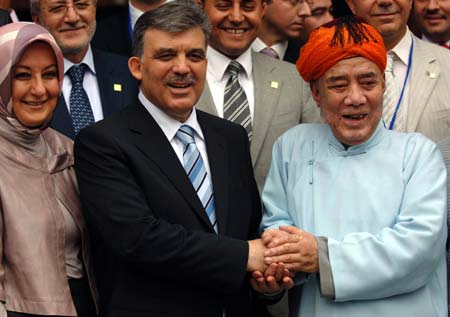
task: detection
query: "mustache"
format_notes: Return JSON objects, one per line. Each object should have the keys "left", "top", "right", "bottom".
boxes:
{"left": 164, "top": 75, "right": 196, "bottom": 85}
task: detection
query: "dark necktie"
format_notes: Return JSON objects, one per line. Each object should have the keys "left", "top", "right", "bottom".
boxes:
{"left": 223, "top": 61, "right": 253, "bottom": 141}
{"left": 67, "top": 64, "right": 95, "bottom": 135}
{"left": 176, "top": 125, "right": 217, "bottom": 232}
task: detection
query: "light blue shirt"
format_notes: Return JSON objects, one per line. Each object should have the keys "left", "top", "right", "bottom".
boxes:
{"left": 261, "top": 122, "right": 448, "bottom": 316}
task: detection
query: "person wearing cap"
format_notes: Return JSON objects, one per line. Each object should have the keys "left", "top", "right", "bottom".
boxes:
{"left": 259, "top": 15, "right": 447, "bottom": 316}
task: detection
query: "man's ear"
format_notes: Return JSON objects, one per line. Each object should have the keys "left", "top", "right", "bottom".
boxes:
{"left": 310, "top": 81, "right": 321, "bottom": 108}
{"left": 194, "top": 0, "right": 202, "bottom": 6}
{"left": 128, "top": 56, "right": 143, "bottom": 81}
{"left": 32, "top": 15, "right": 40, "bottom": 24}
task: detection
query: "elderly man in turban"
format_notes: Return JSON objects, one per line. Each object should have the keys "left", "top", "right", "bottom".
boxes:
{"left": 258, "top": 16, "right": 448, "bottom": 317}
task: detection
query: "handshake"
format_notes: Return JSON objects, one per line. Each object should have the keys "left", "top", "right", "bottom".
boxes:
{"left": 247, "top": 226, "right": 319, "bottom": 294}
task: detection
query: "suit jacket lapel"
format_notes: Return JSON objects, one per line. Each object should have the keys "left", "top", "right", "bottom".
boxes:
{"left": 407, "top": 37, "right": 440, "bottom": 132}
{"left": 127, "top": 104, "right": 216, "bottom": 232}
{"left": 251, "top": 52, "right": 282, "bottom": 166}
{"left": 197, "top": 111, "right": 229, "bottom": 234}
{"left": 195, "top": 82, "right": 218, "bottom": 116}
{"left": 51, "top": 95, "right": 76, "bottom": 139}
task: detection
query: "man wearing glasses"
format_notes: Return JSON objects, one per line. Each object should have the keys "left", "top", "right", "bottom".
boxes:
{"left": 30, "top": 0, "right": 138, "bottom": 139}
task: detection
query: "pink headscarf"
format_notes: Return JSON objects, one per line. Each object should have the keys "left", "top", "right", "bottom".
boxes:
{"left": 0, "top": 22, "right": 64, "bottom": 133}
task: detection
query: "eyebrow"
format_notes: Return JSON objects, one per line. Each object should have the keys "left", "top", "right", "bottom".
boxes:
{"left": 326, "top": 75, "right": 347, "bottom": 83}
{"left": 13, "top": 64, "right": 58, "bottom": 71}
{"left": 357, "top": 72, "right": 377, "bottom": 80}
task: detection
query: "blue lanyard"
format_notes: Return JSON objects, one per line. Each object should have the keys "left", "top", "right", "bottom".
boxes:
{"left": 128, "top": 6, "right": 133, "bottom": 40}
{"left": 386, "top": 38, "right": 414, "bottom": 130}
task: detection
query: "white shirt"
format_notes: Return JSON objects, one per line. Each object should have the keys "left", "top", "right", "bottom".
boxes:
{"left": 206, "top": 46, "right": 255, "bottom": 121}
{"left": 388, "top": 29, "right": 412, "bottom": 124}
{"left": 128, "top": 1, "right": 143, "bottom": 31}
{"left": 62, "top": 46, "right": 104, "bottom": 122}
{"left": 251, "top": 37, "right": 288, "bottom": 60}
{"left": 138, "top": 91, "right": 212, "bottom": 178}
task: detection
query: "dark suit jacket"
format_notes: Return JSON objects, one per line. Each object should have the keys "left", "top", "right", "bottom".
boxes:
{"left": 74, "top": 104, "right": 265, "bottom": 317}
{"left": 283, "top": 39, "right": 303, "bottom": 64}
{"left": 0, "top": 9, "right": 11, "bottom": 27}
{"left": 92, "top": 5, "right": 131, "bottom": 57}
{"left": 51, "top": 49, "right": 138, "bottom": 139}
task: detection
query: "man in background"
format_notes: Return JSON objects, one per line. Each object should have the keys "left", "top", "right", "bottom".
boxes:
{"left": 252, "top": 0, "right": 311, "bottom": 63}
{"left": 31, "top": 0, "right": 138, "bottom": 139}
{"left": 92, "top": 0, "right": 167, "bottom": 56}
{"left": 412, "top": 0, "right": 450, "bottom": 48}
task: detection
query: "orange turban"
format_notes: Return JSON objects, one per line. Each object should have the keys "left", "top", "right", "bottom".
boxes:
{"left": 296, "top": 18, "right": 387, "bottom": 83}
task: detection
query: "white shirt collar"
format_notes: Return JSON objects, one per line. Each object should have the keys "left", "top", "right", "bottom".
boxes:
{"left": 63, "top": 45, "right": 96, "bottom": 75}
{"left": 251, "top": 37, "right": 288, "bottom": 59}
{"left": 138, "top": 90, "right": 204, "bottom": 142}
{"left": 128, "top": 1, "right": 143, "bottom": 31}
{"left": 389, "top": 29, "right": 412, "bottom": 65}
{"left": 206, "top": 46, "right": 253, "bottom": 81}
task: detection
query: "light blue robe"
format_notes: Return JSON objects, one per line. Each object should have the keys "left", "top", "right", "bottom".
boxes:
{"left": 261, "top": 122, "right": 448, "bottom": 316}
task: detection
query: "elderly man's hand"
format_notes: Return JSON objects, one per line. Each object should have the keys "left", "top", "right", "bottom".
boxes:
{"left": 250, "top": 262, "right": 294, "bottom": 294}
{"left": 264, "top": 226, "right": 319, "bottom": 273}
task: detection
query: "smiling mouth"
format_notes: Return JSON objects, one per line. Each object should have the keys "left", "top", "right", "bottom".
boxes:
{"left": 168, "top": 82, "right": 192, "bottom": 89}
{"left": 23, "top": 101, "right": 46, "bottom": 106}
{"left": 223, "top": 28, "right": 248, "bottom": 34}
{"left": 342, "top": 114, "right": 367, "bottom": 120}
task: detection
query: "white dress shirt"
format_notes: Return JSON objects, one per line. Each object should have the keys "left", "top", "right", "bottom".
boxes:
{"left": 62, "top": 46, "right": 104, "bottom": 122}
{"left": 138, "top": 91, "right": 212, "bottom": 178}
{"left": 128, "top": 1, "right": 143, "bottom": 31}
{"left": 206, "top": 46, "right": 255, "bottom": 121}
{"left": 251, "top": 37, "right": 288, "bottom": 60}
{"left": 388, "top": 29, "right": 413, "bottom": 125}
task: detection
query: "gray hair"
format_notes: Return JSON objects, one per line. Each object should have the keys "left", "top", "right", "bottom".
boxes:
{"left": 30, "top": 0, "right": 98, "bottom": 18}
{"left": 132, "top": 0, "right": 211, "bottom": 57}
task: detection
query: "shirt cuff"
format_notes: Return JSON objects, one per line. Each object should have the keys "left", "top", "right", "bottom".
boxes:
{"left": 317, "top": 236, "right": 335, "bottom": 299}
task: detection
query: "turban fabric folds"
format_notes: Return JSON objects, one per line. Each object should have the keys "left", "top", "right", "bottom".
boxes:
{"left": 296, "top": 17, "right": 387, "bottom": 83}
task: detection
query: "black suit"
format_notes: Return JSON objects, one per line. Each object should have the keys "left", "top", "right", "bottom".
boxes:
{"left": 0, "top": 9, "right": 11, "bottom": 26}
{"left": 283, "top": 39, "right": 303, "bottom": 64}
{"left": 92, "top": 6, "right": 131, "bottom": 57}
{"left": 74, "top": 103, "right": 265, "bottom": 317}
{"left": 51, "top": 49, "right": 138, "bottom": 139}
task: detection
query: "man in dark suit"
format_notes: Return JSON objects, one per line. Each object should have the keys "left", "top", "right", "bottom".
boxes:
{"left": 75, "top": 2, "right": 292, "bottom": 317}
{"left": 30, "top": 0, "right": 138, "bottom": 139}
{"left": 92, "top": 0, "right": 166, "bottom": 57}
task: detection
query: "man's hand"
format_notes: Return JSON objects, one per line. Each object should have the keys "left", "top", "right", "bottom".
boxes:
{"left": 261, "top": 228, "right": 290, "bottom": 248}
{"left": 247, "top": 239, "right": 267, "bottom": 272}
{"left": 264, "top": 226, "right": 319, "bottom": 273}
{"left": 250, "top": 263, "right": 294, "bottom": 294}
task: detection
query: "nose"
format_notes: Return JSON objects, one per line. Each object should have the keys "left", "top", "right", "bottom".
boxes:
{"left": 229, "top": 3, "right": 244, "bottom": 24}
{"left": 425, "top": 0, "right": 439, "bottom": 10}
{"left": 64, "top": 2, "right": 80, "bottom": 24}
{"left": 377, "top": 0, "right": 394, "bottom": 8}
{"left": 297, "top": 1, "right": 311, "bottom": 17}
{"left": 172, "top": 56, "right": 190, "bottom": 75}
{"left": 344, "top": 84, "right": 367, "bottom": 106}
{"left": 30, "top": 76, "right": 46, "bottom": 98}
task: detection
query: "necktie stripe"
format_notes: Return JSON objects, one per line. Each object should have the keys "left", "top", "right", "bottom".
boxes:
{"left": 223, "top": 61, "right": 252, "bottom": 141}
{"left": 176, "top": 125, "right": 217, "bottom": 233}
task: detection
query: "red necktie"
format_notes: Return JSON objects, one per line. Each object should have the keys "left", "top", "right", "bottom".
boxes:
{"left": 441, "top": 43, "right": 450, "bottom": 49}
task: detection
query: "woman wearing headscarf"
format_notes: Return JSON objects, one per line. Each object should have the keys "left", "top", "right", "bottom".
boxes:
{"left": 0, "top": 22, "right": 98, "bottom": 316}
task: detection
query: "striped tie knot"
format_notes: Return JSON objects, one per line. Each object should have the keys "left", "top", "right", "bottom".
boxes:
{"left": 226, "top": 60, "right": 243, "bottom": 77}
{"left": 68, "top": 63, "right": 88, "bottom": 85}
{"left": 176, "top": 125, "right": 196, "bottom": 147}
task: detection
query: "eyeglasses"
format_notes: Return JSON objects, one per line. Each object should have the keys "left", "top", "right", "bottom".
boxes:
{"left": 43, "top": 0, "right": 94, "bottom": 18}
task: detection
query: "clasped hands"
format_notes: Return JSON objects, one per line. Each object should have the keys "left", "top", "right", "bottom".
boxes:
{"left": 247, "top": 226, "right": 319, "bottom": 294}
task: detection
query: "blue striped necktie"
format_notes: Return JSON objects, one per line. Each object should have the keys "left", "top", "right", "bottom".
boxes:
{"left": 176, "top": 125, "right": 217, "bottom": 233}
